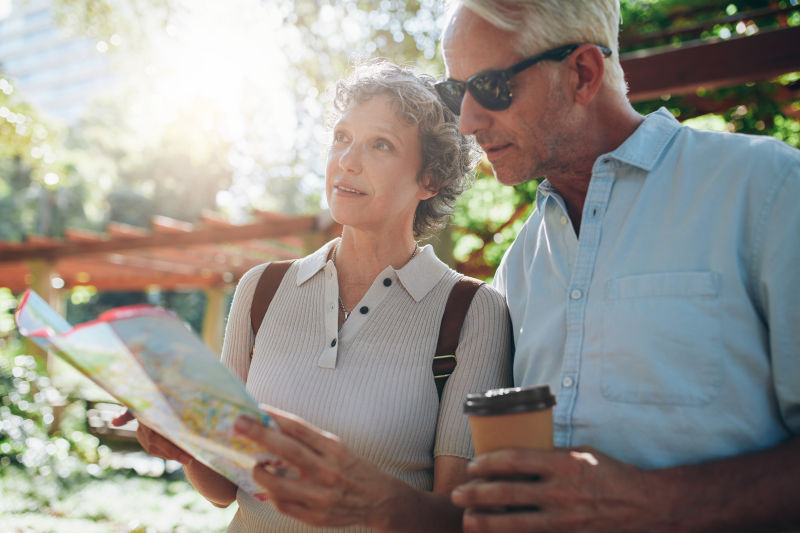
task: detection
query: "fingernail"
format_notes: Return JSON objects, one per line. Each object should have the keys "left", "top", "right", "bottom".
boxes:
{"left": 234, "top": 416, "right": 253, "bottom": 433}
{"left": 462, "top": 509, "right": 476, "bottom": 528}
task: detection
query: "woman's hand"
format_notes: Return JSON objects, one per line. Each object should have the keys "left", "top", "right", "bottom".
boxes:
{"left": 112, "top": 410, "right": 237, "bottom": 506}
{"left": 111, "top": 410, "right": 193, "bottom": 464}
{"left": 233, "top": 407, "right": 411, "bottom": 531}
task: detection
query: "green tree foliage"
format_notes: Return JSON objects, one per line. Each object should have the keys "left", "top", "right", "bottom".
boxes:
{"left": 0, "top": 336, "right": 108, "bottom": 507}
{"left": 620, "top": 0, "right": 800, "bottom": 143}
{"left": 0, "top": 72, "right": 93, "bottom": 241}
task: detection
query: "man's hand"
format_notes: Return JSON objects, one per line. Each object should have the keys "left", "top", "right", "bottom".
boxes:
{"left": 451, "top": 447, "right": 662, "bottom": 533}
{"left": 111, "top": 410, "right": 193, "bottom": 465}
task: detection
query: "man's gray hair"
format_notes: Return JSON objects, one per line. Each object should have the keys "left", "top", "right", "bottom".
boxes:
{"left": 332, "top": 60, "right": 478, "bottom": 240}
{"left": 453, "top": 0, "right": 627, "bottom": 94}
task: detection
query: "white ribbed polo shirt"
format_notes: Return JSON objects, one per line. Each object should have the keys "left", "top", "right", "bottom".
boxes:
{"left": 222, "top": 240, "right": 512, "bottom": 533}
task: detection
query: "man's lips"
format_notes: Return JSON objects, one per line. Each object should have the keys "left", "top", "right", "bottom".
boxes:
{"left": 482, "top": 143, "right": 512, "bottom": 160}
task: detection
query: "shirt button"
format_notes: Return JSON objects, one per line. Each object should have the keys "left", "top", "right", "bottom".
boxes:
{"left": 359, "top": 306, "right": 369, "bottom": 314}
{"left": 330, "top": 338, "right": 336, "bottom": 347}
{"left": 560, "top": 215, "right": 568, "bottom": 225}
{"left": 383, "top": 278, "right": 392, "bottom": 287}
{"left": 562, "top": 376, "right": 574, "bottom": 388}
{"left": 329, "top": 303, "right": 335, "bottom": 311}
{"left": 570, "top": 289, "right": 583, "bottom": 300}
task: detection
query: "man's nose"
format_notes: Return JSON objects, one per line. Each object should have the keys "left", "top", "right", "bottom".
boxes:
{"left": 458, "top": 91, "right": 492, "bottom": 136}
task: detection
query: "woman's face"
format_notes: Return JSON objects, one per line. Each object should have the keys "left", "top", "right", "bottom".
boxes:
{"left": 326, "top": 93, "right": 435, "bottom": 236}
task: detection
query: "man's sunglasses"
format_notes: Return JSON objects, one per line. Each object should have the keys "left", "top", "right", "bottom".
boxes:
{"left": 435, "top": 43, "right": 612, "bottom": 115}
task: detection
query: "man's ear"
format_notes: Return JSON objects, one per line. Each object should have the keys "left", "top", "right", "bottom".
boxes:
{"left": 570, "top": 44, "right": 606, "bottom": 105}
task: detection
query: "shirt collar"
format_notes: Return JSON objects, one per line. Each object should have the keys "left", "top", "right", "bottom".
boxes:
{"left": 600, "top": 107, "right": 681, "bottom": 172}
{"left": 536, "top": 107, "right": 681, "bottom": 211}
{"left": 395, "top": 244, "right": 450, "bottom": 302}
{"left": 295, "top": 238, "right": 337, "bottom": 285}
{"left": 294, "top": 238, "right": 449, "bottom": 302}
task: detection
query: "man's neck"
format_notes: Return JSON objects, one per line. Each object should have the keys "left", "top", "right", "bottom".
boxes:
{"left": 549, "top": 99, "right": 645, "bottom": 236}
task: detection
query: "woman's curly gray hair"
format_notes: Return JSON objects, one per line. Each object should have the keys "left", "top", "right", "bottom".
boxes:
{"left": 331, "top": 60, "right": 478, "bottom": 240}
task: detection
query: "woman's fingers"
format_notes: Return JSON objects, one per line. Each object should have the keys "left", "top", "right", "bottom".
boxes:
{"left": 235, "top": 407, "right": 356, "bottom": 474}
{"left": 236, "top": 408, "right": 399, "bottom": 530}
{"left": 108, "top": 410, "right": 191, "bottom": 464}
{"left": 137, "top": 423, "right": 193, "bottom": 464}
{"left": 234, "top": 415, "right": 329, "bottom": 475}
{"left": 262, "top": 406, "right": 348, "bottom": 460}
{"left": 251, "top": 465, "right": 369, "bottom": 527}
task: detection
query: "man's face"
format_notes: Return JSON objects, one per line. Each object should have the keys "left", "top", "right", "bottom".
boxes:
{"left": 441, "top": 7, "right": 571, "bottom": 186}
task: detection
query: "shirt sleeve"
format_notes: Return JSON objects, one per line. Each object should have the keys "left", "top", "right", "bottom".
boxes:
{"left": 219, "top": 263, "right": 267, "bottom": 383}
{"left": 753, "top": 160, "right": 800, "bottom": 435}
{"left": 434, "top": 283, "right": 513, "bottom": 458}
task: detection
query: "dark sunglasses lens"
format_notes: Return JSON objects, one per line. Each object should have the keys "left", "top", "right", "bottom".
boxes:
{"left": 435, "top": 81, "right": 465, "bottom": 115}
{"left": 469, "top": 73, "right": 511, "bottom": 111}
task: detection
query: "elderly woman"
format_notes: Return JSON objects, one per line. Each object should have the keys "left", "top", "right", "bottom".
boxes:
{"left": 123, "top": 61, "right": 511, "bottom": 532}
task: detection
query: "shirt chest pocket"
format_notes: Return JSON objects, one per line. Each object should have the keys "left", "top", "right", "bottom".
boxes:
{"left": 600, "top": 271, "right": 723, "bottom": 406}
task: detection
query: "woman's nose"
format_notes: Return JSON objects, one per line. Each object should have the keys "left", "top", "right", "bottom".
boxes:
{"left": 338, "top": 144, "right": 361, "bottom": 173}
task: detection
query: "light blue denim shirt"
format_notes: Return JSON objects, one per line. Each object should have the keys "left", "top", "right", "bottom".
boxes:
{"left": 494, "top": 108, "right": 800, "bottom": 469}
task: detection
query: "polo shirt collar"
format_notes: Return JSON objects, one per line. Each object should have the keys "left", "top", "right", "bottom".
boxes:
{"left": 294, "top": 238, "right": 449, "bottom": 302}
{"left": 396, "top": 244, "right": 450, "bottom": 302}
{"left": 295, "top": 239, "right": 337, "bottom": 285}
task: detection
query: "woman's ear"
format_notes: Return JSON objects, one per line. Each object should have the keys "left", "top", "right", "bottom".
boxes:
{"left": 418, "top": 173, "right": 438, "bottom": 200}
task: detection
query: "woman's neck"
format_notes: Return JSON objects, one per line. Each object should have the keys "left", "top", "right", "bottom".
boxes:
{"left": 333, "top": 229, "right": 418, "bottom": 309}
{"left": 335, "top": 229, "right": 417, "bottom": 276}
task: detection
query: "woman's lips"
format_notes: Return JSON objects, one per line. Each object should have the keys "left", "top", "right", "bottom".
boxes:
{"left": 334, "top": 184, "right": 366, "bottom": 195}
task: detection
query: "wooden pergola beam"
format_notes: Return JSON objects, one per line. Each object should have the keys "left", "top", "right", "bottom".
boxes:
{"left": 624, "top": 25, "right": 800, "bottom": 102}
{"left": 0, "top": 215, "right": 318, "bottom": 263}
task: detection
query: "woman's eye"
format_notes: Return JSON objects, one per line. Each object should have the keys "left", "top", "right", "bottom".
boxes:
{"left": 333, "top": 131, "right": 348, "bottom": 143}
{"left": 375, "top": 140, "right": 392, "bottom": 151}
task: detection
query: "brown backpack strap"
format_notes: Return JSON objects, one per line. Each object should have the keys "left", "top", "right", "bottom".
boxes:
{"left": 250, "top": 260, "right": 294, "bottom": 345}
{"left": 433, "top": 276, "right": 485, "bottom": 400}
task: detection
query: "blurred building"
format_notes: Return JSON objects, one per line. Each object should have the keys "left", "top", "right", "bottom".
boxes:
{"left": 0, "top": 0, "right": 114, "bottom": 124}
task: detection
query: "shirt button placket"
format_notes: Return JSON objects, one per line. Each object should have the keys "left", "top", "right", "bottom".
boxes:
{"left": 558, "top": 174, "right": 614, "bottom": 447}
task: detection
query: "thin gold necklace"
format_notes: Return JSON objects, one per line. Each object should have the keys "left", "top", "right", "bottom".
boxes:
{"left": 333, "top": 242, "right": 418, "bottom": 320}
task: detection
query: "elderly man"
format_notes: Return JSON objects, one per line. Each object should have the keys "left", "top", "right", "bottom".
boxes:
{"left": 437, "top": 1, "right": 800, "bottom": 532}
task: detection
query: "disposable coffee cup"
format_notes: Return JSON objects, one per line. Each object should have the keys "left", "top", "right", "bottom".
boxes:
{"left": 464, "top": 385, "right": 556, "bottom": 454}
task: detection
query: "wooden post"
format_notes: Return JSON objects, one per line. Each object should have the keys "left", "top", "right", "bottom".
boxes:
{"left": 25, "top": 260, "right": 56, "bottom": 365}
{"left": 202, "top": 287, "right": 226, "bottom": 355}
{"left": 26, "top": 259, "right": 68, "bottom": 434}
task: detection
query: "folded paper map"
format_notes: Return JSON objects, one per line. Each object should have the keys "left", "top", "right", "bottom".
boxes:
{"left": 14, "top": 289, "right": 274, "bottom": 497}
